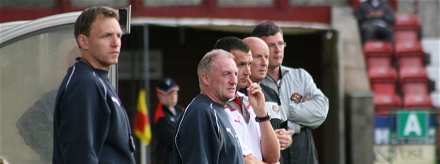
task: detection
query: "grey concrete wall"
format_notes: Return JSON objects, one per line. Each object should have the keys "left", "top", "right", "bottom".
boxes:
{"left": 332, "top": 5, "right": 373, "bottom": 164}
{"left": 397, "top": 0, "right": 440, "bottom": 38}
{"left": 418, "top": 1, "right": 440, "bottom": 38}
{"left": 345, "top": 91, "right": 375, "bottom": 164}
{"left": 332, "top": 6, "right": 371, "bottom": 93}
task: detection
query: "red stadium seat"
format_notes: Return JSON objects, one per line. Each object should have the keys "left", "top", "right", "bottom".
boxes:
{"left": 393, "top": 14, "right": 421, "bottom": 33}
{"left": 374, "top": 93, "right": 402, "bottom": 115}
{"left": 364, "top": 40, "right": 393, "bottom": 58}
{"left": 398, "top": 66, "right": 429, "bottom": 86}
{"left": 366, "top": 57, "right": 392, "bottom": 69}
{"left": 369, "top": 67, "right": 397, "bottom": 84}
{"left": 403, "top": 93, "right": 432, "bottom": 108}
{"left": 401, "top": 81, "right": 429, "bottom": 96}
{"left": 397, "top": 56, "right": 424, "bottom": 69}
{"left": 394, "top": 30, "right": 419, "bottom": 43}
{"left": 371, "top": 83, "right": 397, "bottom": 95}
{"left": 369, "top": 66, "right": 400, "bottom": 114}
{"left": 394, "top": 40, "right": 424, "bottom": 59}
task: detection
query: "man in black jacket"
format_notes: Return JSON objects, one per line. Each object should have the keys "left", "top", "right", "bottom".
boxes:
{"left": 356, "top": 0, "right": 396, "bottom": 43}
{"left": 52, "top": 6, "right": 135, "bottom": 163}
{"left": 153, "top": 77, "right": 184, "bottom": 164}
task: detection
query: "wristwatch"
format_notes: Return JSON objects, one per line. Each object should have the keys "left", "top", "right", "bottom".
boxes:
{"left": 255, "top": 113, "right": 270, "bottom": 122}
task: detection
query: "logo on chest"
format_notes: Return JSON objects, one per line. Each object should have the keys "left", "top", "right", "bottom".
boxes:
{"left": 290, "top": 93, "right": 303, "bottom": 103}
{"left": 233, "top": 116, "right": 242, "bottom": 125}
{"left": 272, "top": 105, "right": 280, "bottom": 115}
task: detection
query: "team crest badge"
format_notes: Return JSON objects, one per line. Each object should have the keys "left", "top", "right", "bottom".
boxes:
{"left": 291, "top": 93, "right": 303, "bottom": 103}
{"left": 271, "top": 105, "right": 280, "bottom": 115}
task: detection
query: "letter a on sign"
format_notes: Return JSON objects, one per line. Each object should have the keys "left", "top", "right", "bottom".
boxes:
{"left": 397, "top": 111, "right": 427, "bottom": 138}
{"left": 403, "top": 113, "right": 421, "bottom": 136}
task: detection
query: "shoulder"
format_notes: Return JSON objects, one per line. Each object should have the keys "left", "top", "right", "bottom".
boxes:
{"left": 65, "top": 63, "right": 104, "bottom": 90}
{"left": 281, "top": 66, "right": 311, "bottom": 78}
{"left": 57, "top": 68, "right": 107, "bottom": 103}
{"left": 261, "top": 84, "right": 276, "bottom": 95}
{"left": 176, "top": 95, "right": 223, "bottom": 134}
{"left": 182, "top": 95, "right": 217, "bottom": 120}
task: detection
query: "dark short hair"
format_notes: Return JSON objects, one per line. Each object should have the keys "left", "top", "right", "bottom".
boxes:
{"left": 213, "top": 36, "right": 250, "bottom": 53}
{"left": 74, "top": 6, "right": 119, "bottom": 48}
{"left": 251, "top": 22, "right": 283, "bottom": 37}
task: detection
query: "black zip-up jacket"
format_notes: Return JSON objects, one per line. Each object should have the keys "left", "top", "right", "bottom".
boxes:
{"left": 153, "top": 102, "right": 184, "bottom": 164}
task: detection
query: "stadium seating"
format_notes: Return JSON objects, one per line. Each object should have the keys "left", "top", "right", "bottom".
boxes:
{"left": 401, "top": 81, "right": 429, "bottom": 96}
{"left": 374, "top": 94, "right": 402, "bottom": 115}
{"left": 403, "top": 93, "right": 432, "bottom": 108}
{"left": 369, "top": 67, "right": 397, "bottom": 84}
{"left": 364, "top": 40, "right": 394, "bottom": 72}
{"left": 366, "top": 57, "right": 392, "bottom": 69}
{"left": 364, "top": 40, "right": 393, "bottom": 58}
{"left": 360, "top": 9, "right": 434, "bottom": 113}
{"left": 392, "top": 13, "right": 421, "bottom": 33}
{"left": 394, "top": 30, "right": 419, "bottom": 43}
{"left": 394, "top": 40, "right": 424, "bottom": 59}
{"left": 399, "top": 66, "right": 429, "bottom": 88}
{"left": 369, "top": 67, "right": 401, "bottom": 115}
{"left": 397, "top": 56, "right": 423, "bottom": 68}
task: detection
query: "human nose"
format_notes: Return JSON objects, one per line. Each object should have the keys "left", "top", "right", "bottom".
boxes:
{"left": 230, "top": 74, "right": 237, "bottom": 85}
{"left": 111, "top": 35, "right": 121, "bottom": 47}
{"left": 245, "top": 65, "right": 251, "bottom": 75}
{"left": 274, "top": 44, "right": 284, "bottom": 52}
{"left": 262, "top": 58, "right": 268, "bottom": 66}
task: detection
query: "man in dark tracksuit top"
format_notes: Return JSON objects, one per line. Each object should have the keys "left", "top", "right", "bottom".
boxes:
{"left": 53, "top": 6, "right": 135, "bottom": 163}
{"left": 174, "top": 50, "right": 244, "bottom": 164}
{"left": 153, "top": 77, "right": 185, "bottom": 164}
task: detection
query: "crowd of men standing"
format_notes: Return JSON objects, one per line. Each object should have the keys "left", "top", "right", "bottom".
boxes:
{"left": 49, "top": 5, "right": 329, "bottom": 164}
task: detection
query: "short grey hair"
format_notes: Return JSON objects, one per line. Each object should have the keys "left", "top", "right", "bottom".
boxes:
{"left": 197, "top": 49, "right": 234, "bottom": 89}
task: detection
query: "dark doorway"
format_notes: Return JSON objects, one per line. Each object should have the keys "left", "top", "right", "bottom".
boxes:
{"left": 119, "top": 25, "right": 328, "bottom": 164}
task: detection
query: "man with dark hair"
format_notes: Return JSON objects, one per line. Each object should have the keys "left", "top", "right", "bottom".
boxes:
{"left": 212, "top": 36, "right": 250, "bottom": 53}
{"left": 356, "top": 0, "right": 395, "bottom": 43}
{"left": 53, "top": 6, "right": 135, "bottom": 163}
{"left": 174, "top": 49, "right": 244, "bottom": 164}
{"left": 213, "top": 37, "right": 280, "bottom": 163}
{"left": 252, "top": 22, "right": 329, "bottom": 164}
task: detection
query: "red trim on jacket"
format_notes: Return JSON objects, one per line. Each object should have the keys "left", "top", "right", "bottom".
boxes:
{"left": 154, "top": 102, "right": 165, "bottom": 124}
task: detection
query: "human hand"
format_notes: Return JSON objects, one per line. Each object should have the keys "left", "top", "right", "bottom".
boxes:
{"left": 246, "top": 78, "right": 266, "bottom": 117}
{"left": 275, "top": 129, "right": 294, "bottom": 150}
{"left": 303, "top": 95, "right": 310, "bottom": 102}
{"left": 366, "top": 11, "right": 376, "bottom": 18}
{"left": 374, "top": 10, "right": 384, "bottom": 17}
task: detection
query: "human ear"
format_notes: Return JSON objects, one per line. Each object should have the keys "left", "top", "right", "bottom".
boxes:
{"left": 201, "top": 74, "right": 209, "bottom": 86}
{"left": 77, "top": 34, "right": 89, "bottom": 50}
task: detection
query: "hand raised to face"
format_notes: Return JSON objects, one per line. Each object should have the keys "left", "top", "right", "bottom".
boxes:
{"left": 246, "top": 78, "right": 266, "bottom": 117}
